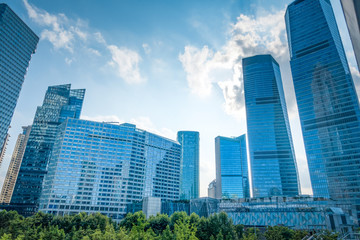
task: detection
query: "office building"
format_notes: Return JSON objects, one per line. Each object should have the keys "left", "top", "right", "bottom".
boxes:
{"left": 39, "top": 119, "right": 181, "bottom": 220}
{"left": 177, "top": 131, "right": 200, "bottom": 200}
{"left": 208, "top": 179, "right": 216, "bottom": 198}
{"left": 0, "top": 126, "right": 31, "bottom": 203}
{"left": 286, "top": 0, "right": 360, "bottom": 221}
{"left": 243, "top": 54, "right": 299, "bottom": 198}
{"left": 11, "top": 84, "right": 85, "bottom": 215}
{"left": 0, "top": 4, "right": 39, "bottom": 156}
{"left": 341, "top": 0, "right": 360, "bottom": 70}
{"left": 0, "top": 133, "right": 9, "bottom": 167}
{"left": 215, "top": 135, "right": 249, "bottom": 199}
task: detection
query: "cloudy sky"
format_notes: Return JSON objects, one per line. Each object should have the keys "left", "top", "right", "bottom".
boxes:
{"left": 0, "top": 0, "right": 359, "bottom": 197}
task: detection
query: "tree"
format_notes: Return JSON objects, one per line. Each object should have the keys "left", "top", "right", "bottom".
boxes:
{"left": 146, "top": 213, "right": 170, "bottom": 235}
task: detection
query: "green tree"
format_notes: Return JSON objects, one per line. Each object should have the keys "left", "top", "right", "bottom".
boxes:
{"left": 264, "top": 226, "right": 294, "bottom": 240}
{"left": 146, "top": 213, "right": 170, "bottom": 235}
{"left": 119, "top": 211, "right": 146, "bottom": 231}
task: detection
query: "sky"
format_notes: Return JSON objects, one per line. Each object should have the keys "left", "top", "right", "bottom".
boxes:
{"left": 0, "top": 0, "right": 359, "bottom": 197}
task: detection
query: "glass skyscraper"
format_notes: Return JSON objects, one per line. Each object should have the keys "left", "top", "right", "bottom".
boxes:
{"left": 39, "top": 119, "right": 181, "bottom": 220}
{"left": 11, "top": 84, "right": 85, "bottom": 215}
{"left": 286, "top": 0, "right": 360, "bottom": 220}
{"left": 215, "top": 135, "right": 249, "bottom": 199}
{"left": 177, "top": 131, "right": 199, "bottom": 200}
{"left": 0, "top": 4, "right": 39, "bottom": 157}
{"left": 243, "top": 54, "right": 299, "bottom": 198}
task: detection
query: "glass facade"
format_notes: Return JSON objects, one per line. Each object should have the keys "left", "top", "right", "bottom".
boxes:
{"left": 177, "top": 131, "right": 199, "bottom": 200}
{"left": 0, "top": 4, "right": 38, "bottom": 155}
{"left": 286, "top": 0, "right": 360, "bottom": 220}
{"left": 11, "top": 84, "right": 85, "bottom": 214}
{"left": 243, "top": 54, "right": 299, "bottom": 198}
{"left": 39, "top": 119, "right": 181, "bottom": 220}
{"left": 215, "top": 135, "right": 249, "bottom": 199}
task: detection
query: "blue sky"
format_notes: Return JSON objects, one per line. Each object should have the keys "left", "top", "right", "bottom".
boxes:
{"left": 0, "top": 0, "right": 359, "bottom": 197}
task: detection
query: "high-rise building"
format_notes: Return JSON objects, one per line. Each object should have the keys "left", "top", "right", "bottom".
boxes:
{"left": 177, "top": 131, "right": 200, "bottom": 200}
{"left": 0, "top": 4, "right": 39, "bottom": 156}
{"left": 39, "top": 119, "right": 181, "bottom": 220}
{"left": 243, "top": 54, "right": 299, "bottom": 198}
{"left": 215, "top": 135, "right": 249, "bottom": 199}
{"left": 208, "top": 179, "right": 216, "bottom": 198}
{"left": 0, "top": 132, "right": 10, "bottom": 168}
{"left": 11, "top": 84, "right": 85, "bottom": 215}
{"left": 286, "top": 0, "right": 360, "bottom": 220}
{"left": 340, "top": 0, "right": 360, "bottom": 70}
{"left": 0, "top": 126, "right": 31, "bottom": 203}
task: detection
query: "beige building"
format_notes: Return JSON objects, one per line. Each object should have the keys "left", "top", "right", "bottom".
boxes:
{"left": 0, "top": 133, "right": 10, "bottom": 168}
{"left": 0, "top": 126, "right": 31, "bottom": 203}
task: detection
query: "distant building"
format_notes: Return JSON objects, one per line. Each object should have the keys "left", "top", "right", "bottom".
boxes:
{"left": 0, "top": 133, "right": 9, "bottom": 168}
{"left": 341, "top": 0, "right": 360, "bottom": 70}
{"left": 215, "top": 135, "right": 249, "bottom": 199}
{"left": 11, "top": 84, "right": 85, "bottom": 216}
{"left": 0, "top": 4, "right": 39, "bottom": 158}
{"left": 177, "top": 131, "right": 200, "bottom": 200}
{"left": 208, "top": 179, "right": 216, "bottom": 199}
{"left": 243, "top": 54, "right": 299, "bottom": 198}
{"left": 286, "top": 0, "right": 360, "bottom": 222}
{"left": 0, "top": 126, "right": 31, "bottom": 203}
{"left": 39, "top": 119, "right": 181, "bottom": 220}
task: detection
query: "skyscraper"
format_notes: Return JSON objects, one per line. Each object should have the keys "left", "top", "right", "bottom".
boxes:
{"left": 39, "top": 119, "right": 181, "bottom": 220}
{"left": 341, "top": 0, "right": 360, "bottom": 70}
{"left": 0, "top": 4, "right": 39, "bottom": 155}
{"left": 215, "top": 135, "right": 249, "bottom": 199}
{"left": 286, "top": 0, "right": 360, "bottom": 220}
{"left": 243, "top": 54, "right": 299, "bottom": 198}
{"left": 177, "top": 131, "right": 200, "bottom": 200}
{"left": 0, "top": 132, "right": 9, "bottom": 168}
{"left": 0, "top": 126, "right": 31, "bottom": 203}
{"left": 11, "top": 84, "right": 85, "bottom": 215}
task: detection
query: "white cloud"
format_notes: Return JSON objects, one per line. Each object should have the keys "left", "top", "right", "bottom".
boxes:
{"left": 64, "top": 57, "right": 73, "bottom": 65}
{"left": 108, "top": 45, "right": 146, "bottom": 84}
{"left": 142, "top": 43, "right": 151, "bottom": 54}
{"left": 23, "top": 0, "right": 77, "bottom": 52}
{"left": 179, "top": 9, "right": 288, "bottom": 116}
{"left": 24, "top": 1, "right": 146, "bottom": 84}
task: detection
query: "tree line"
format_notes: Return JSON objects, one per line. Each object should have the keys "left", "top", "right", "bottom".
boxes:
{"left": 0, "top": 210, "right": 339, "bottom": 240}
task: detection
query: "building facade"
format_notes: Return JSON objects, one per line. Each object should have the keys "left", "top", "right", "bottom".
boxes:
{"left": 0, "top": 4, "right": 39, "bottom": 155}
{"left": 215, "top": 135, "right": 249, "bottom": 199}
{"left": 340, "top": 0, "right": 360, "bottom": 70}
{"left": 243, "top": 54, "right": 299, "bottom": 198}
{"left": 177, "top": 131, "right": 199, "bottom": 200}
{"left": 0, "top": 126, "right": 31, "bottom": 203}
{"left": 39, "top": 119, "right": 181, "bottom": 220}
{"left": 11, "top": 84, "right": 85, "bottom": 215}
{"left": 0, "top": 132, "right": 9, "bottom": 167}
{"left": 286, "top": 0, "right": 360, "bottom": 221}
{"left": 208, "top": 179, "right": 216, "bottom": 198}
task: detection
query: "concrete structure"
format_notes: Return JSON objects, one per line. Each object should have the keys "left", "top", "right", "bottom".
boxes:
{"left": 0, "top": 126, "right": 31, "bottom": 203}
{"left": 208, "top": 179, "right": 216, "bottom": 199}
{"left": 142, "top": 197, "right": 162, "bottom": 218}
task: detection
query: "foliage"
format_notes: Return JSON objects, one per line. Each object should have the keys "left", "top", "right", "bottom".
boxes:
{"left": 0, "top": 210, "right": 342, "bottom": 240}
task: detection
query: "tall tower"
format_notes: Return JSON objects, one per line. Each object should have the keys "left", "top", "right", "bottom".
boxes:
{"left": 340, "top": 0, "right": 360, "bottom": 70}
{"left": 286, "top": 0, "right": 360, "bottom": 221}
{"left": 11, "top": 84, "right": 85, "bottom": 215}
{"left": 0, "top": 126, "right": 31, "bottom": 203}
{"left": 243, "top": 54, "right": 299, "bottom": 198}
{"left": 215, "top": 135, "right": 249, "bottom": 199}
{"left": 0, "top": 4, "right": 39, "bottom": 158}
{"left": 177, "top": 131, "right": 200, "bottom": 200}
